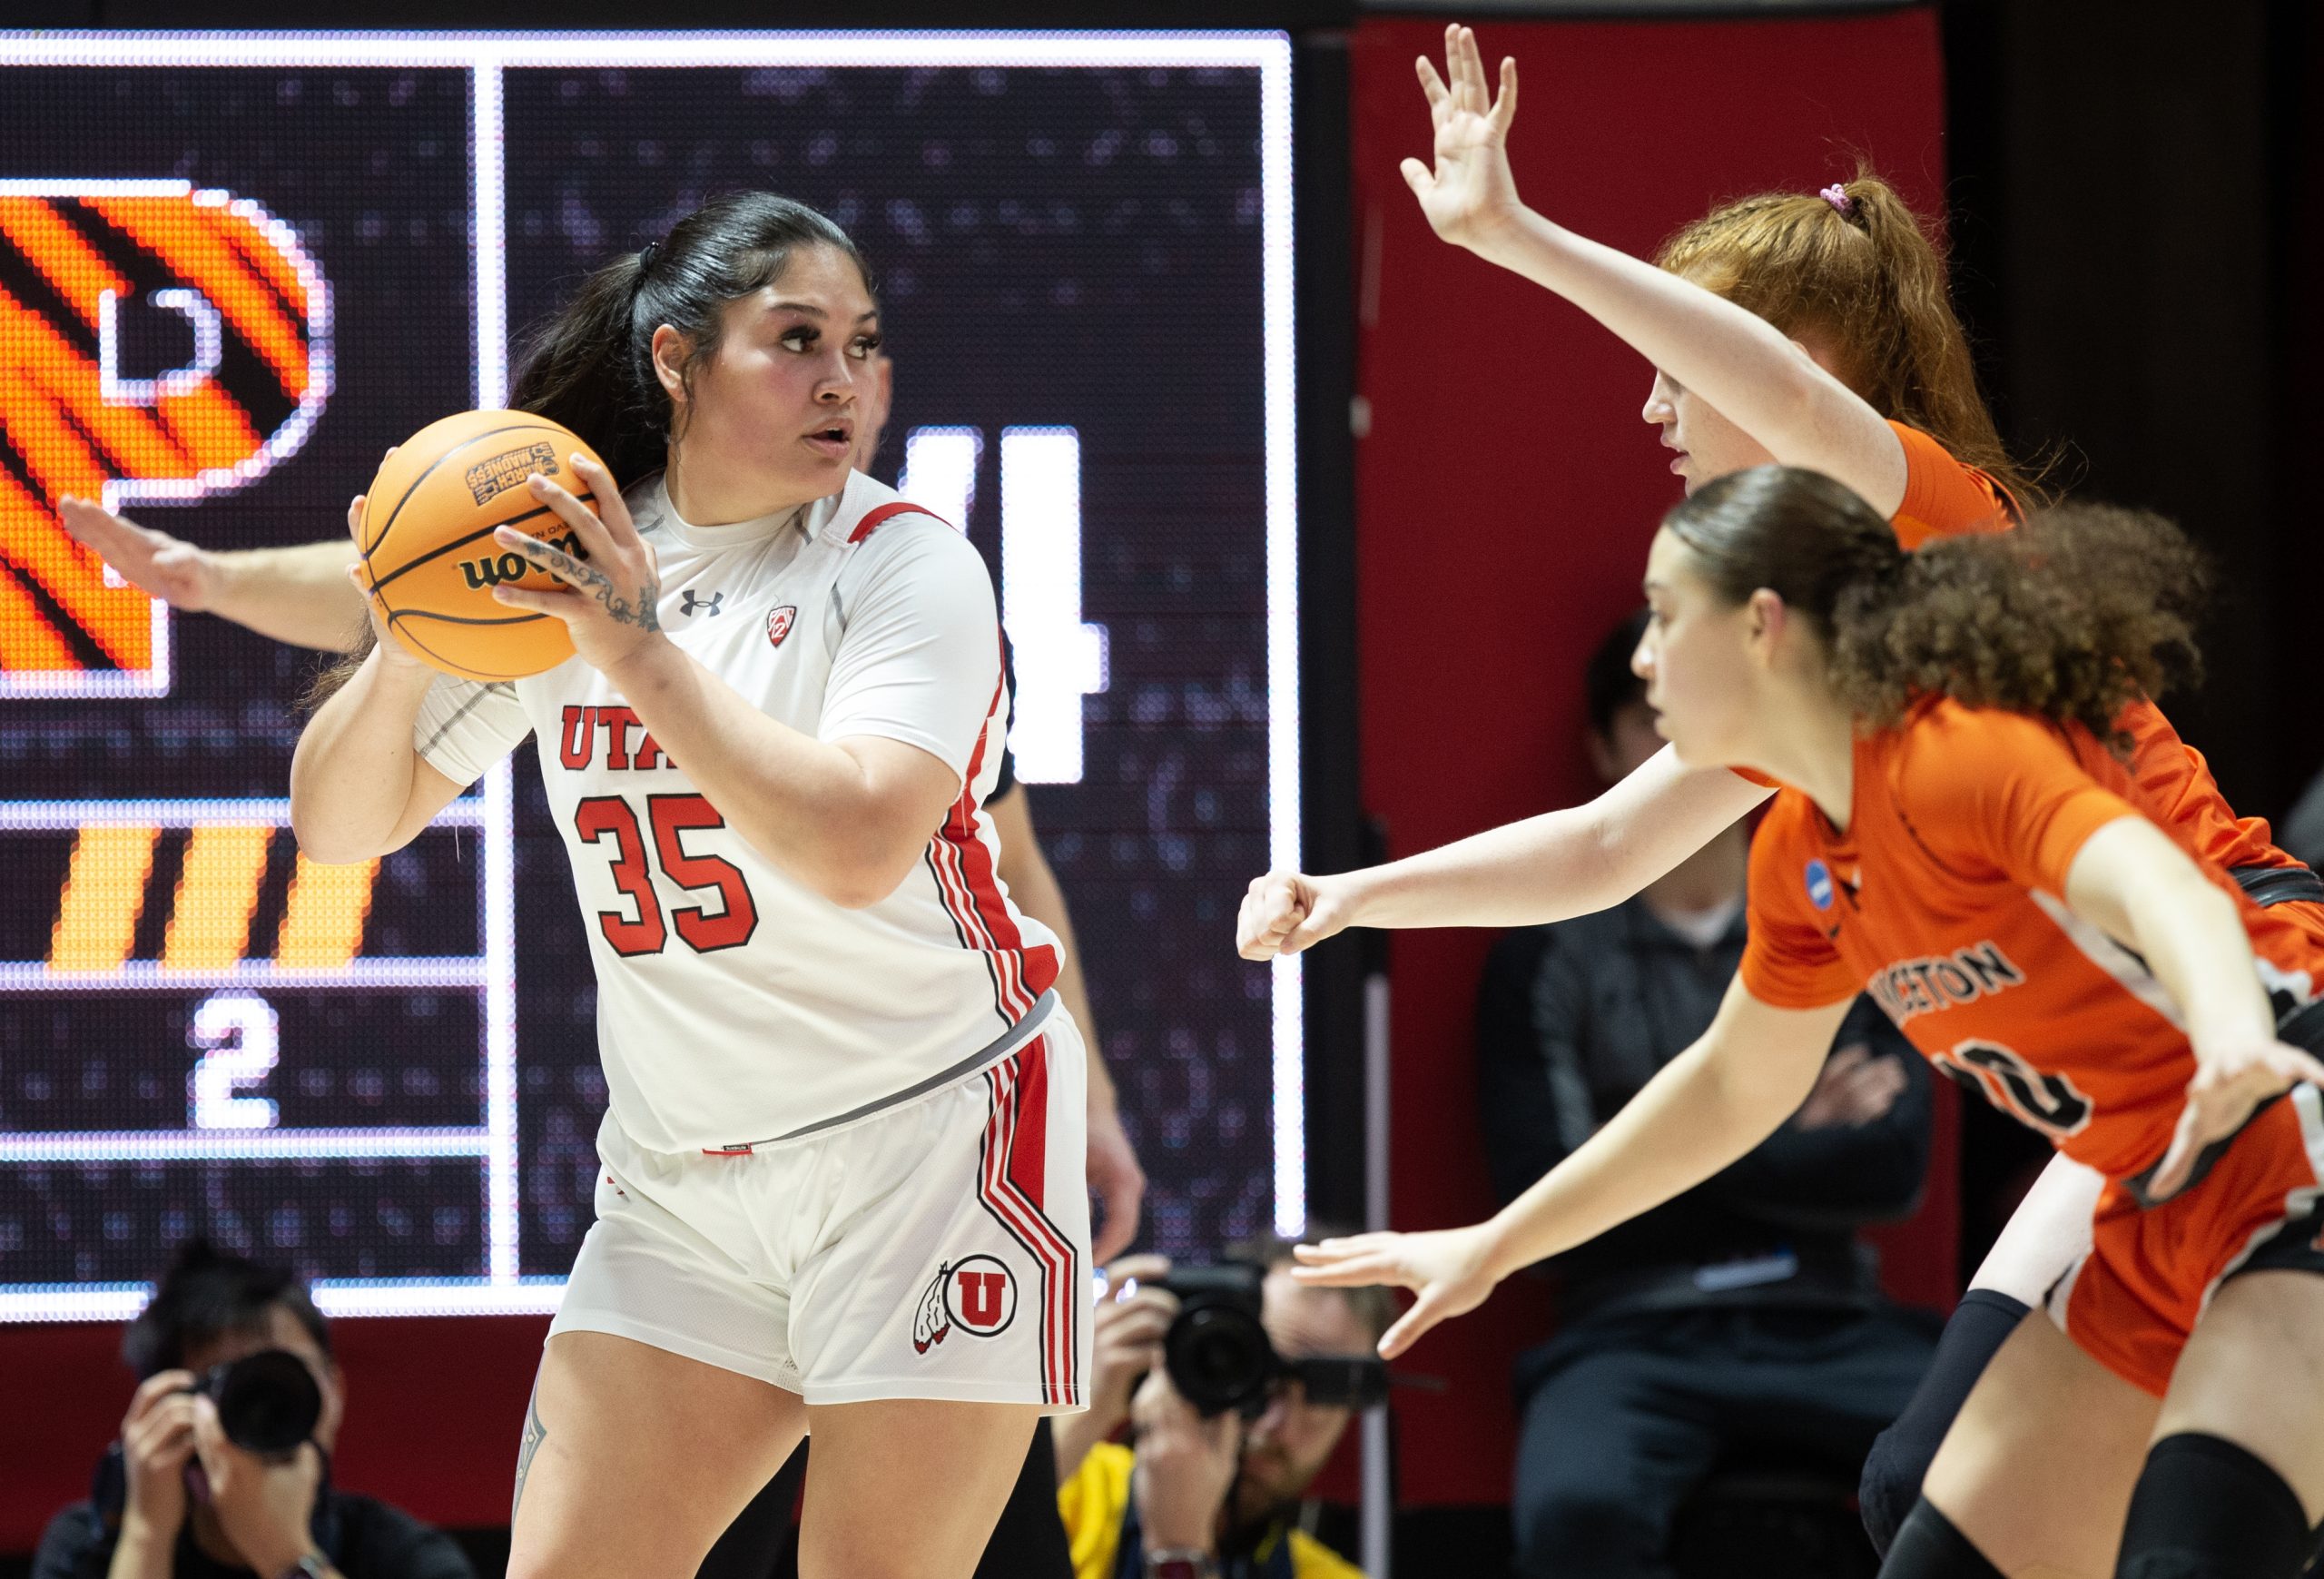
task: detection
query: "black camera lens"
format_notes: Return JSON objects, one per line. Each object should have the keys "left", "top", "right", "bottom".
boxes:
{"left": 1156, "top": 1262, "right": 1275, "bottom": 1416}
{"left": 201, "top": 1349, "right": 321, "bottom": 1455}
{"left": 1166, "top": 1304, "right": 1274, "bottom": 1416}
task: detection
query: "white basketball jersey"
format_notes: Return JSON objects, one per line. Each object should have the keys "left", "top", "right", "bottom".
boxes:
{"left": 411, "top": 470, "right": 1061, "bottom": 1153}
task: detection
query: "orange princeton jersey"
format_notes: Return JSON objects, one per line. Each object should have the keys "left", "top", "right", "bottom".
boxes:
{"left": 1886, "top": 420, "right": 2297, "bottom": 875}
{"left": 1739, "top": 700, "right": 2324, "bottom": 1184}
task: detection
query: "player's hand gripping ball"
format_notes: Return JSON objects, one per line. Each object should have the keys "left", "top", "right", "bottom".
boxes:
{"left": 355, "top": 410, "right": 613, "bottom": 681}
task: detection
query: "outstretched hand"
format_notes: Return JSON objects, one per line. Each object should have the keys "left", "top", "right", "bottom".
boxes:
{"left": 2149, "top": 1036, "right": 2324, "bottom": 1199}
{"left": 58, "top": 497, "right": 220, "bottom": 609}
{"left": 1291, "top": 1223, "right": 1502, "bottom": 1359}
{"left": 1401, "top": 24, "right": 1524, "bottom": 254}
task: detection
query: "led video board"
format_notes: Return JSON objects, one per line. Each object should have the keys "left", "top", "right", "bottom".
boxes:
{"left": 0, "top": 31, "right": 1298, "bottom": 1318}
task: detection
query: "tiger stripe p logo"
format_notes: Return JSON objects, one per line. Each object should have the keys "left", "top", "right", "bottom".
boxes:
{"left": 0, "top": 180, "right": 331, "bottom": 697}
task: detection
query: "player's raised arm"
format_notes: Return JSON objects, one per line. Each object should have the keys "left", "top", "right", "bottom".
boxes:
{"left": 1400, "top": 25, "right": 1907, "bottom": 514}
{"left": 59, "top": 497, "right": 367, "bottom": 652}
{"left": 1293, "top": 978, "right": 1847, "bottom": 1355}
{"left": 288, "top": 493, "right": 466, "bottom": 864}
{"left": 1236, "top": 741, "right": 1768, "bottom": 959}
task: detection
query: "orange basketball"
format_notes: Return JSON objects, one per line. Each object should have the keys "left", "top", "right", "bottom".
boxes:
{"left": 359, "top": 410, "right": 613, "bottom": 682}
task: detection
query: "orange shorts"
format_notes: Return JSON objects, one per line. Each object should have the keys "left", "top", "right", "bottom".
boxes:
{"left": 2048, "top": 1084, "right": 2324, "bottom": 1396}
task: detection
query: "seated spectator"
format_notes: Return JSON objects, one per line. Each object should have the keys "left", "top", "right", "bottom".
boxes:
{"left": 1476, "top": 610, "right": 1937, "bottom": 1579}
{"left": 33, "top": 1241, "right": 474, "bottom": 1579}
{"left": 1055, "top": 1234, "right": 1390, "bottom": 1579}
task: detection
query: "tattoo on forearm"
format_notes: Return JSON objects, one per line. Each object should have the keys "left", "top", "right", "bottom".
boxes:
{"left": 512, "top": 1382, "right": 547, "bottom": 1522}
{"left": 517, "top": 538, "right": 662, "bottom": 634}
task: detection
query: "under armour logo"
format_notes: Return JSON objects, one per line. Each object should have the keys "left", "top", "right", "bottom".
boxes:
{"left": 681, "top": 590, "right": 723, "bottom": 617}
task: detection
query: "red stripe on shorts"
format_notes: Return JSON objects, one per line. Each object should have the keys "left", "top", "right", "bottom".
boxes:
{"left": 979, "top": 1043, "right": 1078, "bottom": 1405}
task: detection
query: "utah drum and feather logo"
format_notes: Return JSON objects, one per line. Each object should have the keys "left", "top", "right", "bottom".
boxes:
{"left": 912, "top": 1255, "right": 1018, "bottom": 1353}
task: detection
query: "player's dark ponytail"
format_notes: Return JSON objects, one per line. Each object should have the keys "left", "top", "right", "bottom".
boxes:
{"left": 1663, "top": 466, "right": 2208, "bottom": 744}
{"left": 509, "top": 191, "right": 876, "bottom": 484}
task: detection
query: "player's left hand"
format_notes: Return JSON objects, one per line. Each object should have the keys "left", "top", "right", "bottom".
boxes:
{"left": 1292, "top": 1223, "right": 1502, "bottom": 1360}
{"left": 489, "top": 455, "right": 665, "bottom": 675}
{"left": 2151, "top": 1035, "right": 2324, "bottom": 1199}
{"left": 189, "top": 1394, "right": 327, "bottom": 1579}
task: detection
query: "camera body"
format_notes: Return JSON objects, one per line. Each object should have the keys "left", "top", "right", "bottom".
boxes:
{"left": 1152, "top": 1261, "right": 1388, "bottom": 1417}
{"left": 91, "top": 1348, "right": 323, "bottom": 1525}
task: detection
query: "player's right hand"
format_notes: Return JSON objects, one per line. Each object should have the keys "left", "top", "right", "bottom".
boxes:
{"left": 118, "top": 1368, "right": 201, "bottom": 1538}
{"left": 58, "top": 498, "right": 220, "bottom": 611}
{"left": 1401, "top": 25, "right": 1525, "bottom": 255}
{"left": 1235, "top": 870, "right": 1354, "bottom": 960}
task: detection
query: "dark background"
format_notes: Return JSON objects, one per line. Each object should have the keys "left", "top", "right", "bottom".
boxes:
{"left": 5, "top": 2, "right": 2320, "bottom": 1573}
{"left": 0, "top": 65, "right": 495, "bottom": 1287}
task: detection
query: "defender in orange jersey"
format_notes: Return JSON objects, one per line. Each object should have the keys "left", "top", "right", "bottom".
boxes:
{"left": 1296, "top": 469, "right": 2324, "bottom": 1579}
{"left": 1235, "top": 26, "right": 2324, "bottom": 1564}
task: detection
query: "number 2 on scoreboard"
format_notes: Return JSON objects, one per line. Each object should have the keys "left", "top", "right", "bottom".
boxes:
{"left": 572, "top": 794, "right": 760, "bottom": 956}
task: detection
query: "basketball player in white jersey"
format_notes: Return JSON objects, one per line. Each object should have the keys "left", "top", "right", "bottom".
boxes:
{"left": 290, "top": 192, "right": 1088, "bottom": 1579}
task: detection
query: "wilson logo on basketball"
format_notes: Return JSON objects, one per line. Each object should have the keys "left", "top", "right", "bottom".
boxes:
{"left": 912, "top": 1255, "right": 1017, "bottom": 1353}
{"left": 766, "top": 605, "right": 797, "bottom": 647}
{"left": 465, "top": 441, "right": 560, "bottom": 505}
{"left": 458, "top": 526, "right": 589, "bottom": 591}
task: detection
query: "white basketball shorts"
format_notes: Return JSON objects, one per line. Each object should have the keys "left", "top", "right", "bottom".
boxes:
{"left": 550, "top": 1015, "right": 1090, "bottom": 1411}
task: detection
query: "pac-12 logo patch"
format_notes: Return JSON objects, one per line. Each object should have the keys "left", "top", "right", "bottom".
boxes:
{"left": 766, "top": 605, "right": 797, "bottom": 647}
{"left": 1805, "top": 859, "right": 1836, "bottom": 911}
{"left": 913, "top": 1255, "right": 1018, "bottom": 1353}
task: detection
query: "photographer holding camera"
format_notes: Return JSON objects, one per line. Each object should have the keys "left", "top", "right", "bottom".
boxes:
{"left": 33, "top": 1242, "right": 474, "bottom": 1579}
{"left": 1054, "top": 1232, "right": 1393, "bottom": 1579}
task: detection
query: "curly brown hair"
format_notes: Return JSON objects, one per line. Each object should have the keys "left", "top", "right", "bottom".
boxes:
{"left": 1662, "top": 467, "right": 2208, "bottom": 745}
{"left": 1655, "top": 168, "right": 2049, "bottom": 509}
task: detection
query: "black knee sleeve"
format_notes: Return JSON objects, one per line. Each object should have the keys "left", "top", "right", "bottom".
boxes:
{"left": 2118, "top": 1432, "right": 2320, "bottom": 1579}
{"left": 1880, "top": 1498, "right": 2006, "bottom": 1579}
{"left": 1861, "top": 1289, "right": 2031, "bottom": 1555}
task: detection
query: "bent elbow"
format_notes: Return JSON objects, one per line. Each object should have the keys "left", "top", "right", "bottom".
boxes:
{"left": 822, "top": 877, "right": 887, "bottom": 911}
{"left": 291, "top": 823, "right": 375, "bottom": 866}
{"left": 289, "top": 791, "right": 393, "bottom": 866}
{"left": 813, "top": 845, "right": 921, "bottom": 911}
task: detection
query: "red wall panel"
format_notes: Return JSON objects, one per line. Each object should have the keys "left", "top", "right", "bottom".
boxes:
{"left": 1348, "top": 7, "right": 1954, "bottom": 1508}
{"left": 3, "top": 1316, "right": 546, "bottom": 1552}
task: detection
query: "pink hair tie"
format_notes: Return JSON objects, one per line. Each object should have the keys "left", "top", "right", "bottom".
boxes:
{"left": 1818, "top": 183, "right": 1856, "bottom": 216}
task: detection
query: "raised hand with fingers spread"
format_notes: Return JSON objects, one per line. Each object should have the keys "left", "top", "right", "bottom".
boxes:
{"left": 1401, "top": 24, "right": 1524, "bottom": 254}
